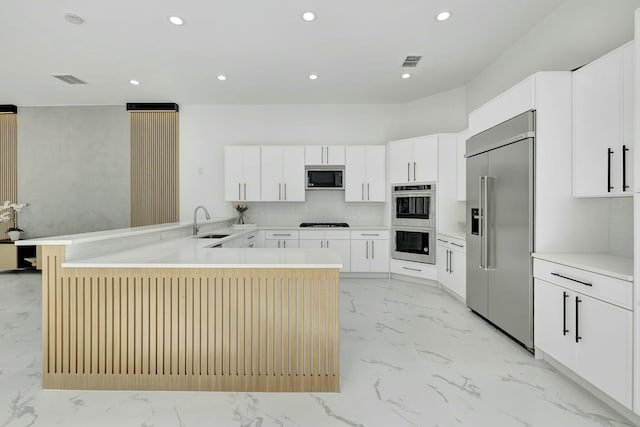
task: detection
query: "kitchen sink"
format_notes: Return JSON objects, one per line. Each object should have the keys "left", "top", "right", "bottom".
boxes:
{"left": 198, "top": 234, "right": 229, "bottom": 239}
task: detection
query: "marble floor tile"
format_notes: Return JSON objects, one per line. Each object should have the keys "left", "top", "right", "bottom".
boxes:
{"left": 0, "top": 271, "right": 635, "bottom": 427}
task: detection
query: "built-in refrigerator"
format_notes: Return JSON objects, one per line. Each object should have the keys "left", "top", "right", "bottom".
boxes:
{"left": 466, "top": 111, "right": 535, "bottom": 351}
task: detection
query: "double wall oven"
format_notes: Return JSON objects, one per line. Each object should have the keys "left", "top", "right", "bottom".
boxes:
{"left": 391, "top": 184, "right": 436, "bottom": 264}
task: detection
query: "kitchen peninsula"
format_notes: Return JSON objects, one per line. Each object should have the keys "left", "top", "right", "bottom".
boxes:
{"left": 18, "top": 220, "right": 341, "bottom": 392}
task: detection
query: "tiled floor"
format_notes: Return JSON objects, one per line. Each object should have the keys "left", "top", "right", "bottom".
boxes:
{"left": 0, "top": 271, "right": 635, "bottom": 427}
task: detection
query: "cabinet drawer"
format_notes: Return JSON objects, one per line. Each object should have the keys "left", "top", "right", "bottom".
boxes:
{"left": 300, "top": 230, "right": 349, "bottom": 240}
{"left": 533, "top": 259, "right": 632, "bottom": 309}
{"left": 436, "top": 235, "right": 466, "bottom": 252}
{"left": 351, "top": 230, "right": 389, "bottom": 240}
{"left": 390, "top": 259, "right": 437, "bottom": 280}
{"left": 264, "top": 230, "right": 299, "bottom": 240}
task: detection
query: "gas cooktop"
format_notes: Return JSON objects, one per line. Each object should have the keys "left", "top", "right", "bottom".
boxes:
{"left": 299, "top": 222, "right": 350, "bottom": 228}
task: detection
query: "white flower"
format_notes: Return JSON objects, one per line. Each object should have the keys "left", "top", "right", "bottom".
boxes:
{"left": 0, "top": 212, "right": 10, "bottom": 223}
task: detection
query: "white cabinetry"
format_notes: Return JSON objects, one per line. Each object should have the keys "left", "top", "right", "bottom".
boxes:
{"left": 456, "top": 129, "right": 468, "bottom": 201}
{"left": 388, "top": 136, "right": 438, "bottom": 184}
{"left": 264, "top": 230, "right": 299, "bottom": 249}
{"left": 350, "top": 230, "right": 389, "bottom": 272}
{"left": 305, "top": 145, "right": 345, "bottom": 166}
{"left": 299, "top": 230, "right": 350, "bottom": 272}
{"left": 436, "top": 235, "right": 466, "bottom": 300}
{"left": 573, "top": 41, "right": 634, "bottom": 197}
{"left": 345, "top": 146, "right": 386, "bottom": 202}
{"left": 260, "top": 146, "right": 305, "bottom": 201}
{"left": 533, "top": 259, "right": 632, "bottom": 408}
{"left": 436, "top": 134, "right": 461, "bottom": 233}
{"left": 224, "top": 146, "right": 261, "bottom": 201}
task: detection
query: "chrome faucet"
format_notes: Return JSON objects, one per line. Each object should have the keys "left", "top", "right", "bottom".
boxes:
{"left": 193, "top": 205, "right": 211, "bottom": 236}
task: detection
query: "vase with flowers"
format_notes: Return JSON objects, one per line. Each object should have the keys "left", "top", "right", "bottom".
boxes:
{"left": 0, "top": 200, "right": 28, "bottom": 241}
{"left": 234, "top": 204, "right": 248, "bottom": 224}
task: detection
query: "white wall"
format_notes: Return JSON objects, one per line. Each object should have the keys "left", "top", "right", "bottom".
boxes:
{"left": 179, "top": 93, "right": 468, "bottom": 225}
{"left": 466, "top": 0, "right": 640, "bottom": 112}
{"left": 17, "top": 106, "right": 130, "bottom": 238}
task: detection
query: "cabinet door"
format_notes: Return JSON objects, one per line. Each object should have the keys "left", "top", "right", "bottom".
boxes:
{"left": 573, "top": 293, "right": 633, "bottom": 407}
{"left": 350, "top": 240, "right": 370, "bottom": 272}
{"left": 436, "top": 244, "right": 450, "bottom": 288}
{"left": 265, "top": 239, "right": 280, "bottom": 249}
{"left": 534, "top": 280, "right": 573, "bottom": 368}
{"left": 282, "top": 147, "right": 305, "bottom": 201}
{"left": 389, "top": 141, "right": 413, "bottom": 184}
{"left": 260, "top": 146, "right": 283, "bottom": 201}
{"left": 299, "top": 239, "right": 322, "bottom": 249}
{"left": 369, "top": 239, "right": 389, "bottom": 272}
{"left": 345, "top": 146, "right": 367, "bottom": 201}
{"left": 573, "top": 50, "right": 623, "bottom": 196}
{"left": 413, "top": 136, "right": 438, "bottom": 182}
{"left": 305, "top": 146, "right": 324, "bottom": 165}
{"left": 326, "top": 239, "right": 351, "bottom": 272}
{"left": 224, "top": 146, "right": 244, "bottom": 201}
{"left": 366, "top": 146, "right": 386, "bottom": 201}
{"left": 243, "top": 146, "right": 262, "bottom": 201}
{"left": 622, "top": 42, "right": 634, "bottom": 193}
{"left": 448, "top": 249, "right": 466, "bottom": 300}
{"left": 456, "top": 129, "right": 468, "bottom": 201}
{"left": 326, "top": 145, "right": 345, "bottom": 165}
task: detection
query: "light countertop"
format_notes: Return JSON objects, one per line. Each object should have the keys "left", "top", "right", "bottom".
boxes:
{"left": 437, "top": 230, "right": 466, "bottom": 241}
{"left": 532, "top": 252, "right": 633, "bottom": 282}
{"left": 260, "top": 225, "right": 389, "bottom": 231}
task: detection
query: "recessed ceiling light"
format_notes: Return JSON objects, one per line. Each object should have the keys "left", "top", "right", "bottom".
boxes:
{"left": 169, "top": 16, "right": 184, "bottom": 25}
{"left": 302, "top": 11, "right": 316, "bottom": 22}
{"left": 217, "top": 75, "right": 227, "bottom": 81}
{"left": 63, "top": 13, "right": 85, "bottom": 25}
{"left": 435, "top": 11, "right": 451, "bottom": 22}
{"left": 401, "top": 73, "right": 412, "bottom": 79}
{"left": 308, "top": 74, "right": 319, "bottom": 80}
{"left": 129, "top": 79, "right": 140, "bottom": 85}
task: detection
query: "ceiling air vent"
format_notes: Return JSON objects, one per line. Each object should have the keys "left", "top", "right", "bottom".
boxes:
{"left": 53, "top": 75, "right": 87, "bottom": 85}
{"left": 402, "top": 55, "right": 422, "bottom": 67}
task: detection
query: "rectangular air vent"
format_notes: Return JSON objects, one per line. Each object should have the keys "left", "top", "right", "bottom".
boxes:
{"left": 53, "top": 75, "right": 87, "bottom": 85}
{"left": 402, "top": 55, "right": 422, "bottom": 67}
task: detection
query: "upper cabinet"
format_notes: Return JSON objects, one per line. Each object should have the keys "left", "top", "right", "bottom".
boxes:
{"left": 305, "top": 145, "right": 345, "bottom": 166}
{"left": 224, "top": 146, "right": 261, "bottom": 201}
{"left": 388, "top": 135, "right": 438, "bottom": 184}
{"left": 573, "top": 41, "right": 634, "bottom": 197}
{"left": 260, "top": 146, "right": 305, "bottom": 202}
{"left": 345, "top": 145, "right": 386, "bottom": 202}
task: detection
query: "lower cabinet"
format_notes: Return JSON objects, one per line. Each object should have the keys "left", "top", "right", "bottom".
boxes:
{"left": 265, "top": 239, "right": 299, "bottom": 249}
{"left": 264, "top": 230, "right": 299, "bottom": 249}
{"left": 534, "top": 277, "right": 632, "bottom": 408}
{"left": 350, "top": 231, "right": 389, "bottom": 273}
{"left": 299, "top": 239, "right": 351, "bottom": 272}
{"left": 436, "top": 235, "right": 466, "bottom": 300}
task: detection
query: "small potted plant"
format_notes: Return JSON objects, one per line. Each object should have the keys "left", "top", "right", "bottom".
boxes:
{"left": 0, "top": 200, "right": 27, "bottom": 241}
{"left": 234, "top": 204, "right": 248, "bottom": 225}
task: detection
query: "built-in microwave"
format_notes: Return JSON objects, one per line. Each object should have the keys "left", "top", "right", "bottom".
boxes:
{"left": 392, "top": 184, "right": 435, "bottom": 228}
{"left": 306, "top": 168, "right": 344, "bottom": 190}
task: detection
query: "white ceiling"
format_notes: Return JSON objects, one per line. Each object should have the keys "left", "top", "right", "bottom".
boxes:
{"left": 0, "top": 0, "right": 565, "bottom": 106}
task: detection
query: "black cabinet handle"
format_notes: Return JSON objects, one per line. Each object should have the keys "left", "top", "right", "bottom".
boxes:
{"left": 607, "top": 148, "right": 614, "bottom": 192}
{"left": 575, "top": 296, "right": 582, "bottom": 343}
{"left": 551, "top": 272, "right": 592, "bottom": 287}
{"left": 562, "top": 291, "right": 569, "bottom": 336}
{"left": 623, "top": 145, "right": 629, "bottom": 191}
{"left": 449, "top": 250, "right": 453, "bottom": 273}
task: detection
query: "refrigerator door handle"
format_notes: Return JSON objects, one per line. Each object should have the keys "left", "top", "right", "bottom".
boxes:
{"left": 478, "top": 176, "right": 485, "bottom": 269}
{"left": 483, "top": 176, "right": 491, "bottom": 269}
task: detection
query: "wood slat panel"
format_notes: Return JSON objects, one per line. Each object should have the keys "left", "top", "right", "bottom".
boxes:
{"left": 40, "top": 247, "right": 340, "bottom": 392}
{"left": 130, "top": 111, "right": 179, "bottom": 227}
{"left": 0, "top": 114, "right": 17, "bottom": 240}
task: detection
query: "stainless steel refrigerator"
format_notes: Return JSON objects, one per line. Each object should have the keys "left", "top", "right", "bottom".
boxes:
{"left": 466, "top": 111, "right": 535, "bottom": 351}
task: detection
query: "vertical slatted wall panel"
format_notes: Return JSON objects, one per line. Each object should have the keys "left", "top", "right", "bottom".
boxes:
{"left": 41, "top": 246, "right": 340, "bottom": 392}
{"left": 0, "top": 114, "right": 17, "bottom": 239}
{"left": 130, "top": 111, "right": 179, "bottom": 226}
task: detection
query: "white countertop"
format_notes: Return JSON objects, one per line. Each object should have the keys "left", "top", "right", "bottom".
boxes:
{"left": 437, "top": 230, "right": 466, "bottom": 241}
{"left": 260, "top": 225, "right": 389, "bottom": 231}
{"left": 532, "top": 252, "right": 633, "bottom": 282}
{"left": 15, "top": 218, "right": 235, "bottom": 246}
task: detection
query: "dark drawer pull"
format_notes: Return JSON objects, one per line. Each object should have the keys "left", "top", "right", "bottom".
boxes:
{"left": 361, "top": 233, "right": 380, "bottom": 236}
{"left": 450, "top": 242, "right": 464, "bottom": 248}
{"left": 402, "top": 266, "right": 422, "bottom": 272}
{"left": 437, "top": 238, "right": 449, "bottom": 243}
{"left": 551, "top": 272, "right": 592, "bottom": 287}
{"left": 272, "top": 233, "right": 292, "bottom": 237}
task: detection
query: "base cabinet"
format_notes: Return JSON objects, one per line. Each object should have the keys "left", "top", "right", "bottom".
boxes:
{"left": 436, "top": 235, "right": 466, "bottom": 300}
{"left": 350, "top": 231, "right": 389, "bottom": 273}
{"left": 534, "top": 278, "right": 632, "bottom": 408}
{"left": 299, "top": 236, "right": 351, "bottom": 272}
{"left": 265, "top": 239, "right": 299, "bottom": 249}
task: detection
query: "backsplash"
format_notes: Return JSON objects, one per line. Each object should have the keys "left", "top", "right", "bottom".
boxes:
{"left": 236, "top": 191, "right": 387, "bottom": 226}
{"left": 609, "top": 197, "right": 633, "bottom": 257}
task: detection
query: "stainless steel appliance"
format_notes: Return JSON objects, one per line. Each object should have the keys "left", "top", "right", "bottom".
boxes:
{"left": 392, "top": 227, "right": 435, "bottom": 264}
{"left": 306, "top": 169, "right": 344, "bottom": 190}
{"left": 466, "top": 110, "right": 535, "bottom": 351}
{"left": 300, "top": 222, "right": 349, "bottom": 227}
{"left": 392, "top": 184, "right": 435, "bottom": 228}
